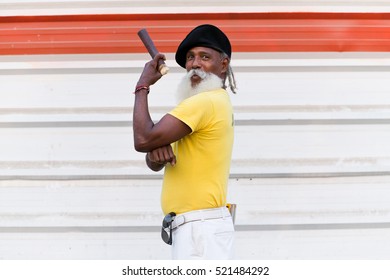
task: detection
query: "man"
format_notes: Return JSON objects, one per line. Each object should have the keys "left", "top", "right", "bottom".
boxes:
{"left": 133, "top": 24, "right": 237, "bottom": 259}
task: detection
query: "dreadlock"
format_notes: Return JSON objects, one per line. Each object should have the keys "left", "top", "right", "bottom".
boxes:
{"left": 220, "top": 52, "right": 237, "bottom": 94}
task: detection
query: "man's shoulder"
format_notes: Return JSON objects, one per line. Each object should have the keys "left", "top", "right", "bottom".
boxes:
{"left": 173, "top": 88, "right": 229, "bottom": 113}
{"left": 190, "top": 88, "right": 227, "bottom": 102}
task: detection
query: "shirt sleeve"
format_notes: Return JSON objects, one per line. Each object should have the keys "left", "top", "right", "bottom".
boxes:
{"left": 168, "top": 93, "right": 213, "bottom": 133}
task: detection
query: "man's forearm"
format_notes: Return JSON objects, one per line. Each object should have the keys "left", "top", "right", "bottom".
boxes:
{"left": 133, "top": 53, "right": 166, "bottom": 153}
{"left": 133, "top": 89, "right": 154, "bottom": 152}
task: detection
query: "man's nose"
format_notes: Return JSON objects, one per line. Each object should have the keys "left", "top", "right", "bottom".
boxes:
{"left": 191, "top": 56, "right": 201, "bottom": 69}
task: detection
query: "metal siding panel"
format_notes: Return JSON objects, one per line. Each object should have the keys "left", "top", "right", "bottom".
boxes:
{"left": 1, "top": 51, "right": 390, "bottom": 259}
{"left": 1, "top": 228, "right": 390, "bottom": 259}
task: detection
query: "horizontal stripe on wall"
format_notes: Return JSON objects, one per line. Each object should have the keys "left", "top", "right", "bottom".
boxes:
{"left": 1, "top": 12, "right": 390, "bottom": 55}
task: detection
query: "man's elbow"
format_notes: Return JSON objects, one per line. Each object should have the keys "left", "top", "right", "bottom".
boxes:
{"left": 134, "top": 141, "right": 149, "bottom": 153}
{"left": 134, "top": 136, "right": 156, "bottom": 152}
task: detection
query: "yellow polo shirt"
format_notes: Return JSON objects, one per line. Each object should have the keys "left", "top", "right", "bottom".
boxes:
{"left": 161, "top": 88, "right": 234, "bottom": 215}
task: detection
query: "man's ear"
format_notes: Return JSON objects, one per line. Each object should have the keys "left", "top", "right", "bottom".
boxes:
{"left": 221, "top": 57, "right": 229, "bottom": 74}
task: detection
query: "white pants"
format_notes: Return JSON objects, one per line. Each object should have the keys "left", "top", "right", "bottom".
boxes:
{"left": 171, "top": 207, "right": 235, "bottom": 260}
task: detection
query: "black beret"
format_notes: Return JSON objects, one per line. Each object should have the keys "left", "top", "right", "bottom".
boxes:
{"left": 175, "top": 24, "right": 231, "bottom": 68}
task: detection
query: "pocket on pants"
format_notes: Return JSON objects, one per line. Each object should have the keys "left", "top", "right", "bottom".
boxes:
{"left": 211, "top": 219, "right": 235, "bottom": 259}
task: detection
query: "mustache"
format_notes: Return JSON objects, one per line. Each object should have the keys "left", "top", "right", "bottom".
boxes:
{"left": 187, "top": 69, "right": 208, "bottom": 79}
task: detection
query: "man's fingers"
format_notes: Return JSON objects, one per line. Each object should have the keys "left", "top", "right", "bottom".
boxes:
{"left": 167, "top": 148, "right": 176, "bottom": 166}
{"left": 148, "top": 145, "right": 176, "bottom": 166}
{"left": 154, "top": 53, "right": 166, "bottom": 62}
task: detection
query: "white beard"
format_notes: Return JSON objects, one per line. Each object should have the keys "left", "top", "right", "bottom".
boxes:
{"left": 175, "top": 69, "right": 223, "bottom": 104}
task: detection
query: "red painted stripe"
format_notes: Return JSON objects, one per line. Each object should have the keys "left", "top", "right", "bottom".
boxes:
{"left": 1, "top": 13, "right": 390, "bottom": 55}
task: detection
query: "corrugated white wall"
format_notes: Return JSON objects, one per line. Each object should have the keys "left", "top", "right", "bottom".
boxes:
{"left": 1, "top": 0, "right": 390, "bottom": 260}
{"left": 1, "top": 52, "right": 390, "bottom": 259}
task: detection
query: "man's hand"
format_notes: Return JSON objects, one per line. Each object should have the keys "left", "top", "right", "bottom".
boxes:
{"left": 146, "top": 145, "right": 176, "bottom": 172}
{"left": 137, "top": 53, "right": 166, "bottom": 87}
{"left": 148, "top": 145, "right": 176, "bottom": 166}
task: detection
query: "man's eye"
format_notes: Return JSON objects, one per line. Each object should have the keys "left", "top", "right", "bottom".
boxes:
{"left": 201, "top": 55, "right": 209, "bottom": 60}
{"left": 186, "top": 55, "right": 194, "bottom": 61}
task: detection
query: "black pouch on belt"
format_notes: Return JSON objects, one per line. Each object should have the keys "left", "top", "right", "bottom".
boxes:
{"left": 161, "top": 212, "right": 176, "bottom": 245}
